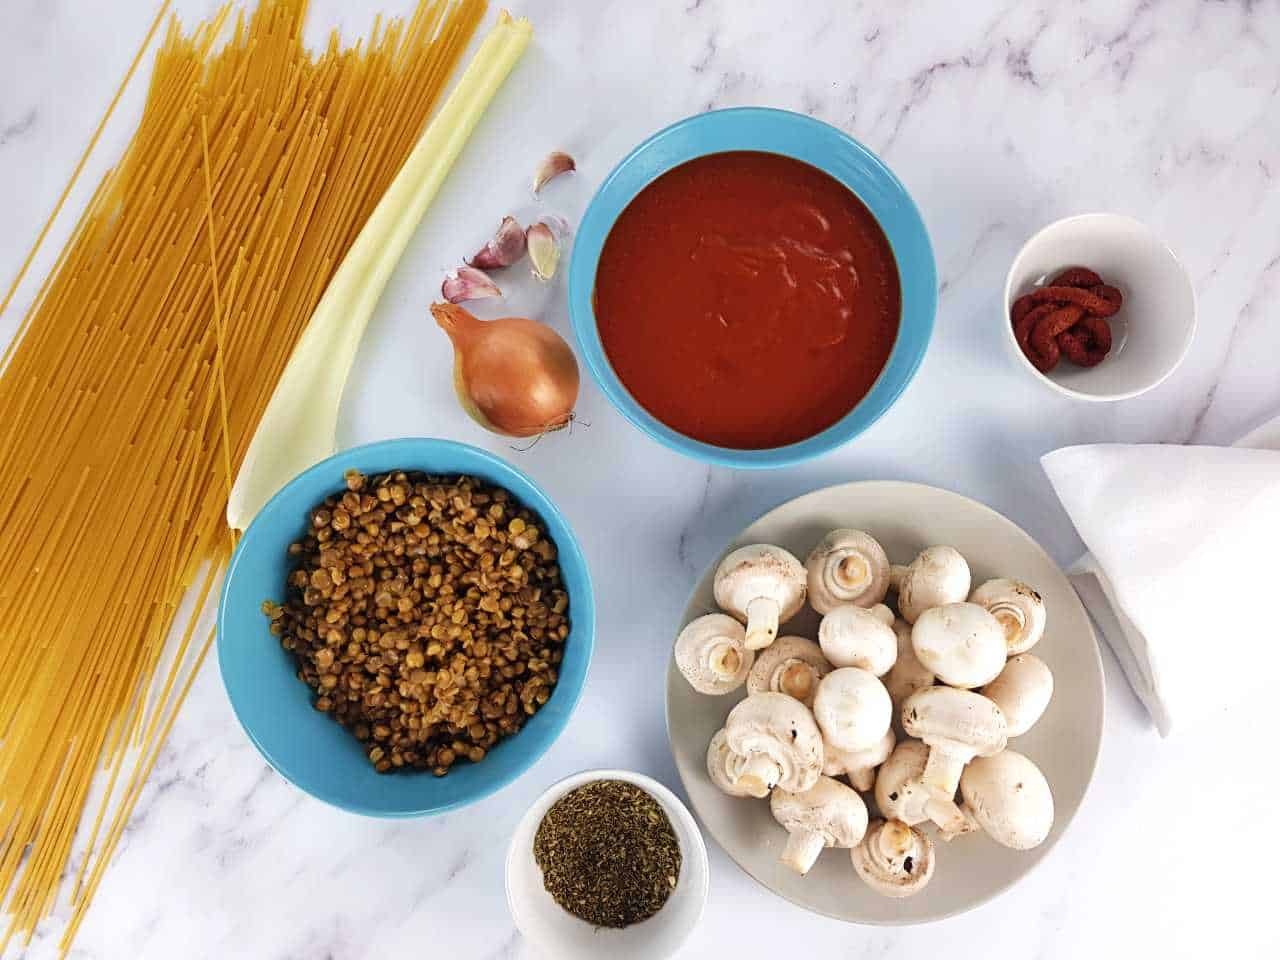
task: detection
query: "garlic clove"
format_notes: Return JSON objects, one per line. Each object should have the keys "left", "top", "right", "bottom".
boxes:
{"left": 442, "top": 265, "right": 502, "bottom": 303}
{"left": 467, "top": 216, "right": 526, "bottom": 270}
{"left": 526, "top": 221, "right": 561, "bottom": 282}
{"left": 533, "top": 151, "right": 575, "bottom": 193}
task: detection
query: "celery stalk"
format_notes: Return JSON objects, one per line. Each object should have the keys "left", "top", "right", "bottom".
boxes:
{"left": 227, "top": 12, "right": 533, "bottom": 530}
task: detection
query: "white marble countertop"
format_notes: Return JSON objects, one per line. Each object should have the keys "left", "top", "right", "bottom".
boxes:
{"left": 3, "top": 1, "right": 1279, "bottom": 957}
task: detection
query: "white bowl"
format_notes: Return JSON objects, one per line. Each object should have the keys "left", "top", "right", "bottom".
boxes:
{"left": 506, "top": 768, "right": 709, "bottom": 959}
{"left": 1003, "top": 213, "right": 1196, "bottom": 401}
{"left": 666, "top": 481, "right": 1105, "bottom": 923}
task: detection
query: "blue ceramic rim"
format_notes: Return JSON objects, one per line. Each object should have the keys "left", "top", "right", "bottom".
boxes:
{"left": 216, "top": 437, "right": 596, "bottom": 818}
{"left": 568, "top": 107, "right": 937, "bottom": 469}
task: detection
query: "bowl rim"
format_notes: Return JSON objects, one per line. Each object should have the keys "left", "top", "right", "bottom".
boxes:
{"left": 1001, "top": 212, "right": 1198, "bottom": 402}
{"left": 505, "top": 767, "right": 710, "bottom": 955}
{"left": 664, "top": 479, "right": 1106, "bottom": 924}
{"left": 568, "top": 106, "right": 937, "bottom": 469}
{"left": 216, "top": 436, "right": 596, "bottom": 818}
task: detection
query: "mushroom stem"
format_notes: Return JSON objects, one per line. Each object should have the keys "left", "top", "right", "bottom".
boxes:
{"left": 747, "top": 637, "right": 831, "bottom": 707}
{"left": 837, "top": 554, "right": 871, "bottom": 590}
{"left": 889, "top": 564, "right": 908, "bottom": 590}
{"left": 920, "top": 744, "right": 967, "bottom": 801}
{"left": 734, "top": 753, "right": 782, "bottom": 797}
{"left": 876, "top": 819, "right": 914, "bottom": 860}
{"left": 936, "top": 803, "right": 980, "bottom": 842}
{"left": 706, "top": 641, "right": 742, "bottom": 679}
{"left": 987, "top": 601, "right": 1025, "bottom": 647}
{"left": 775, "top": 660, "right": 817, "bottom": 701}
{"left": 744, "top": 596, "right": 781, "bottom": 650}
{"left": 780, "top": 829, "right": 827, "bottom": 875}
{"left": 924, "top": 795, "right": 970, "bottom": 837}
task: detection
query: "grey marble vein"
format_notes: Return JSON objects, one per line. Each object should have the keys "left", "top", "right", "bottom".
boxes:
{"left": 0, "top": 109, "right": 36, "bottom": 148}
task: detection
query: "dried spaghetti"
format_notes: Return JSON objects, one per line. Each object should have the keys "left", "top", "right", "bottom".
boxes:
{"left": 0, "top": 0, "right": 490, "bottom": 951}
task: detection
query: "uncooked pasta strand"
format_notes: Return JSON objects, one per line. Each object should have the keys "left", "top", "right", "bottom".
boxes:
{"left": 0, "top": 2, "right": 494, "bottom": 952}
{"left": 0, "top": 1, "right": 173, "bottom": 329}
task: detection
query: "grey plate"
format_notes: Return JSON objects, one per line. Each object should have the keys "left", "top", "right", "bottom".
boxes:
{"left": 665, "top": 481, "right": 1105, "bottom": 924}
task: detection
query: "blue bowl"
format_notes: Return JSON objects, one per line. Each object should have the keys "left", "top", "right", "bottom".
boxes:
{"left": 568, "top": 107, "right": 937, "bottom": 469}
{"left": 217, "top": 438, "right": 595, "bottom": 818}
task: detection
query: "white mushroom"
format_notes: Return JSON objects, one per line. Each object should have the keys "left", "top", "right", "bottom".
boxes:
{"left": 812, "top": 667, "right": 892, "bottom": 753}
{"left": 911, "top": 602, "right": 1006, "bottom": 689}
{"left": 959, "top": 750, "right": 1054, "bottom": 850}
{"left": 873, "top": 739, "right": 969, "bottom": 835}
{"left": 805, "top": 529, "right": 891, "bottom": 614}
{"left": 891, "top": 546, "right": 971, "bottom": 623}
{"left": 981, "top": 654, "right": 1053, "bottom": 737}
{"left": 723, "top": 692, "right": 823, "bottom": 797}
{"left": 705, "top": 728, "right": 756, "bottom": 798}
{"left": 901, "top": 687, "right": 1007, "bottom": 802}
{"left": 852, "top": 819, "right": 935, "bottom": 898}
{"left": 824, "top": 727, "right": 895, "bottom": 791}
{"left": 770, "top": 775, "right": 868, "bottom": 875}
{"left": 674, "top": 613, "right": 753, "bottom": 695}
{"left": 713, "top": 544, "right": 807, "bottom": 651}
{"left": 882, "top": 618, "right": 935, "bottom": 724}
{"left": 970, "top": 578, "right": 1047, "bottom": 655}
{"left": 746, "top": 636, "right": 832, "bottom": 707}
{"left": 818, "top": 604, "right": 897, "bottom": 676}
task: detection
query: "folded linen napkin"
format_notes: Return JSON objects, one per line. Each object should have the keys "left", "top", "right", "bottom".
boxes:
{"left": 1041, "top": 414, "right": 1280, "bottom": 735}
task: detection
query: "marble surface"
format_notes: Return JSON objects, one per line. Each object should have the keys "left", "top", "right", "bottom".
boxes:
{"left": 2, "top": 0, "right": 1279, "bottom": 957}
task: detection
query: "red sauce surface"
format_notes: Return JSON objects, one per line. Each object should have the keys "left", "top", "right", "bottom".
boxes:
{"left": 594, "top": 151, "right": 901, "bottom": 450}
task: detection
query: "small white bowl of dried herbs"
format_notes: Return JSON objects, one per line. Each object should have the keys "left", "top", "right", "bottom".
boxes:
{"left": 506, "top": 768, "right": 709, "bottom": 959}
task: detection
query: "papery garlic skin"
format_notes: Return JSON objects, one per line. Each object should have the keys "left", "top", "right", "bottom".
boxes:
{"left": 442, "top": 265, "right": 502, "bottom": 303}
{"left": 533, "top": 151, "right": 576, "bottom": 193}
{"left": 467, "top": 216, "right": 527, "bottom": 270}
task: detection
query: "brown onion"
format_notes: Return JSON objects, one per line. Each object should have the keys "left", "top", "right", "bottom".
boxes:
{"left": 431, "top": 302, "right": 580, "bottom": 438}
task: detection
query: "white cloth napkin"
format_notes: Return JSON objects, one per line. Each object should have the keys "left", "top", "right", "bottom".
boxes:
{"left": 1041, "top": 414, "right": 1280, "bottom": 736}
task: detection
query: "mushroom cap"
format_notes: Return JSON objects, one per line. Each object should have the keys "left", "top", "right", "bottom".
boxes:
{"left": 724, "top": 691, "right": 823, "bottom": 794}
{"left": 882, "top": 618, "right": 936, "bottom": 719}
{"left": 852, "top": 819, "right": 936, "bottom": 898}
{"left": 960, "top": 750, "right": 1054, "bottom": 850}
{"left": 713, "top": 544, "right": 807, "bottom": 623}
{"left": 896, "top": 545, "right": 971, "bottom": 623}
{"left": 824, "top": 727, "right": 895, "bottom": 789}
{"left": 812, "top": 667, "right": 892, "bottom": 753}
{"left": 901, "top": 686, "right": 1007, "bottom": 757}
{"left": 970, "top": 578, "right": 1047, "bottom": 655}
{"left": 818, "top": 605, "right": 898, "bottom": 676}
{"left": 770, "top": 775, "right": 869, "bottom": 848}
{"left": 873, "top": 739, "right": 931, "bottom": 824}
{"left": 674, "top": 613, "right": 753, "bottom": 695}
{"left": 805, "top": 529, "right": 891, "bottom": 614}
{"left": 747, "top": 635, "right": 832, "bottom": 706}
{"left": 981, "top": 653, "right": 1053, "bottom": 737}
{"left": 911, "top": 602, "right": 1006, "bottom": 689}
{"left": 706, "top": 728, "right": 757, "bottom": 797}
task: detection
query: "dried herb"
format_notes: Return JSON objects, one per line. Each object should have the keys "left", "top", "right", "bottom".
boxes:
{"left": 533, "top": 780, "right": 681, "bottom": 928}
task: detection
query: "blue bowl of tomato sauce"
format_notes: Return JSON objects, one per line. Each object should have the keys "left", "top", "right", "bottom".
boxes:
{"left": 568, "top": 107, "right": 936, "bottom": 469}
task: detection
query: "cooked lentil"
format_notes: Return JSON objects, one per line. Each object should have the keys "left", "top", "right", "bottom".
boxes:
{"left": 267, "top": 469, "right": 570, "bottom": 775}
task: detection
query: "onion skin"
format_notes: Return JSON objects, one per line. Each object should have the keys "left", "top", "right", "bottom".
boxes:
{"left": 431, "top": 303, "right": 579, "bottom": 438}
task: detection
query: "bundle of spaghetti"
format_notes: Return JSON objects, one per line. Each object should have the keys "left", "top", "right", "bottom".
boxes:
{"left": 0, "top": 0, "right": 487, "bottom": 951}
